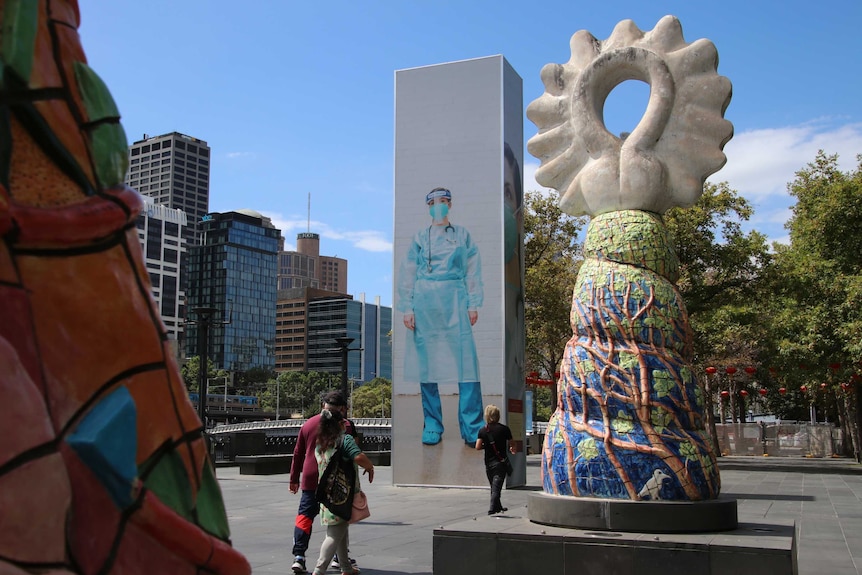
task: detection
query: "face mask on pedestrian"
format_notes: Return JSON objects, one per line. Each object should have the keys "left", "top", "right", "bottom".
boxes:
{"left": 429, "top": 202, "right": 449, "bottom": 221}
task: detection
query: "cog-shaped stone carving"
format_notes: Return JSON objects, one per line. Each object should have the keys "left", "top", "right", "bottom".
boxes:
{"left": 527, "top": 15, "right": 733, "bottom": 216}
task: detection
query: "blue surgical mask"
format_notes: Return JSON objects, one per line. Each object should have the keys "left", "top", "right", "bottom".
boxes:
{"left": 429, "top": 203, "right": 449, "bottom": 221}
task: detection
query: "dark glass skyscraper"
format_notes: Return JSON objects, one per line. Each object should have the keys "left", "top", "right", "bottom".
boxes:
{"left": 186, "top": 210, "right": 280, "bottom": 372}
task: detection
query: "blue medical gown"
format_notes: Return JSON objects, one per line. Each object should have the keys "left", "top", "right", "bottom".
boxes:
{"left": 397, "top": 224, "right": 483, "bottom": 384}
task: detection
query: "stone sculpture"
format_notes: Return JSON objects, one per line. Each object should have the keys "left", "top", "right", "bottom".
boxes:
{"left": 0, "top": 1, "right": 250, "bottom": 572}
{"left": 528, "top": 15, "right": 733, "bottom": 500}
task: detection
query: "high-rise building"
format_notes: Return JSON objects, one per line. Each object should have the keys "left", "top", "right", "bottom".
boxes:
{"left": 278, "top": 232, "right": 347, "bottom": 293}
{"left": 275, "top": 287, "right": 353, "bottom": 372}
{"left": 125, "top": 132, "right": 211, "bottom": 246}
{"left": 305, "top": 294, "right": 392, "bottom": 383}
{"left": 186, "top": 209, "right": 281, "bottom": 373}
{"left": 134, "top": 197, "right": 188, "bottom": 346}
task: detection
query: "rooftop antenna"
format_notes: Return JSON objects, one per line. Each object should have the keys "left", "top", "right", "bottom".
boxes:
{"left": 307, "top": 192, "right": 311, "bottom": 233}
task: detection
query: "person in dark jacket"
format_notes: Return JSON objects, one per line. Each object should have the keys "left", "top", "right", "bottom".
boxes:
{"left": 475, "top": 404, "right": 515, "bottom": 515}
{"left": 289, "top": 391, "right": 356, "bottom": 573}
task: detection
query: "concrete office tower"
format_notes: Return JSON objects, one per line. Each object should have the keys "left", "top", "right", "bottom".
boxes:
{"left": 275, "top": 289, "right": 392, "bottom": 382}
{"left": 278, "top": 232, "right": 348, "bottom": 293}
{"left": 305, "top": 293, "right": 393, "bottom": 383}
{"left": 135, "top": 197, "right": 188, "bottom": 349}
{"left": 274, "top": 286, "right": 352, "bottom": 371}
{"left": 126, "top": 132, "right": 211, "bottom": 246}
{"left": 186, "top": 210, "right": 281, "bottom": 372}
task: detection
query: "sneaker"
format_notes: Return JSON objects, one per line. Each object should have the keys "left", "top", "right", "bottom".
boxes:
{"left": 292, "top": 556, "right": 307, "bottom": 573}
{"left": 330, "top": 557, "right": 357, "bottom": 571}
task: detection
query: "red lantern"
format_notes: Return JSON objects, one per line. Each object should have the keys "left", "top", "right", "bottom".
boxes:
{"left": 554, "top": 372, "right": 561, "bottom": 379}
{"left": 830, "top": 362, "right": 842, "bottom": 371}
{"left": 759, "top": 388, "right": 768, "bottom": 396}
{"left": 705, "top": 366, "right": 717, "bottom": 375}
{"left": 820, "top": 382, "right": 828, "bottom": 390}
{"left": 720, "top": 390, "right": 730, "bottom": 399}
{"left": 739, "top": 389, "right": 749, "bottom": 397}
{"left": 725, "top": 366, "right": 737, "bottom": 375}
{"left": 779, "top": 387, "right": 787, "bottom": 395}
{"left": 744, "top": 367, "right": 756, "bottom": 375}
{"left": 529, "top": 371, "right": 539, "bottom": 379}
{"left": 800, "top": 385, "right": 808, "bottom": 393}
{"left": 841, "top": 383, "right": 851, "bottom": 391}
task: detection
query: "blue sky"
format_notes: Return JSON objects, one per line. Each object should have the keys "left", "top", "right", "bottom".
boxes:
{"left": 78, "top": 1, "right": 862, "bottom": 307}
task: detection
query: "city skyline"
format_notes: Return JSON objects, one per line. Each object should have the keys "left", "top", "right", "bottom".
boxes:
{"left": 80, "top": 1, "right": 862, "bottom": 307}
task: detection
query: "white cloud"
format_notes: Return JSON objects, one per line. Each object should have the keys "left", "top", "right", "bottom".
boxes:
{"left": 226, "top": 151, "right": 254, "bottom": 159}
{"left": 523, "top": 121, "right": 861, "bottom": 246}
{"left": 259, "top": 211, "right": 393, "bottom": 253}
{"left": 711, "top": 120, "right": 862, "bottom": 202}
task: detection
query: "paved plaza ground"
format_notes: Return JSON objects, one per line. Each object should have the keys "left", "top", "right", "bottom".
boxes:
{"left": 219, "top": 454, "right": 862, "bottom": 574}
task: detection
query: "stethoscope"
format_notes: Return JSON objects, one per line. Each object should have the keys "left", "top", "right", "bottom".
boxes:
{"left": 426, "top": 223, "right": 457, "bottom": 272}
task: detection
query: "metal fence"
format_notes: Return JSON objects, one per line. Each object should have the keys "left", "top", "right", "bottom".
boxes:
{"left": 714, "top": 422, "right": 842, "bottom": 457}
{"left": 512, "top": 421, "right": 844, "bottom": 459}
{"left": 208, "top": 419, "right": 393, "bottom": 463}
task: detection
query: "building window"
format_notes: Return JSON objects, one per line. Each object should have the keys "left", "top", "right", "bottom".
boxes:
{"left": 151, "top": 142, "right": 161, "bottom": 151}
{"left": 131, "top": 148, "right": 140, "bottom": 156}
{"left": 142, "top": 145, "right": 150, "bottom": 153}
{"left": 162, "top": 140, "right": 172, "bottom": 148}
{"left": 176, "top": 141, "right": 186, "bottom": 150}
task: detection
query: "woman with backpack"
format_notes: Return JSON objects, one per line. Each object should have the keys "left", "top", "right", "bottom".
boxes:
{"left": 311, "top": 408, "right": 374, "bottom": 575}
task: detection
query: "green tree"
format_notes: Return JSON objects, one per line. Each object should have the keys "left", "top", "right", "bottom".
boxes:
{"left": 764, "top": 152, "right": 862, "bottom": 452}
{"left": 351, "top": 378, "right": 392, "bottom": 418}
{"left": 181, "top": 356, "right": 229, "bottom": 393}
{"left": 523, "top": 190, "right": 586, "bottom": 390}
{"left": 256, "top": 371, "right": 338, "bottom": 418}
{"left": 664, "top": 182, "right": 772, "bottom": 426}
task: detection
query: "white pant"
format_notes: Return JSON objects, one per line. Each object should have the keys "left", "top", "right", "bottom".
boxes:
{"left": 313, "top": 521, "right": 350, "bottom": 575}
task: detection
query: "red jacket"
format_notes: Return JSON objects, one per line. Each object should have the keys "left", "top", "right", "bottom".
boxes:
{"left": 290, "top": 414, "right": 356, "bottom": 491}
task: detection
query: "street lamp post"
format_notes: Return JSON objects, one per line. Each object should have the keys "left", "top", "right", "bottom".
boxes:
{"left": 192, "top": 306, "right": 218, "bottom": 429}
{"left": 332, "top": 337, "right": 362, "bottom": 402}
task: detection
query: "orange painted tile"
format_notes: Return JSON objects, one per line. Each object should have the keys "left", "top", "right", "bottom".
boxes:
{"left": 0, "top": 454, "right": 71, "bottom": 563}
{"left": 0, "top": 335, "right": 55, "bottom": 468}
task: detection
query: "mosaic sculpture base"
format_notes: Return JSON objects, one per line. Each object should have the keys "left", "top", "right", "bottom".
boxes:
{"left": 528, "top": 492, "right": 738, "bottom": 533}
{"left": 434, "top": 513, "right": 796, "bottom": 575}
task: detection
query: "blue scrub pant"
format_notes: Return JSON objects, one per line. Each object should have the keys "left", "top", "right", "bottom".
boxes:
{"left": 420, "top": 382, "right": 484, "bottom": 444}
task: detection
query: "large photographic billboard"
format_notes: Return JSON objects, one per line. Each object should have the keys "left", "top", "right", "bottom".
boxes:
{"left": 392, "top": 56, "right": 524, "bottom": 487}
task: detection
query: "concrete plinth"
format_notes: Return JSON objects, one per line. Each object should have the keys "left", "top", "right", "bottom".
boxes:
{"left": 528, "top": 492, "right": 738, "bottom": 533}
{"left": 433, "top": 513, "right": 797, "bottom": 575}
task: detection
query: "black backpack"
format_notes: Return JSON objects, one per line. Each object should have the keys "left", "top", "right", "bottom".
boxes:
{"left": 315, "top": 437, "right": 356, "bottom": 521}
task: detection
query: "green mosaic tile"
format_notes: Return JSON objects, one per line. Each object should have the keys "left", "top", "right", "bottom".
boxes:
{"left": 1, "top": 0, "right": 38, "bottom": 87}
{"left": 196, "top": 461, "right": 230, "bottom": 539}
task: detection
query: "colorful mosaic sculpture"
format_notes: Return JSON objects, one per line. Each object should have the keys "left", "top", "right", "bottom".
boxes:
{"left": 527, "top": 16, "right": 733, "bottom": 500}
{"left": 0, "top": 1, "right": 250, "bottom": 572}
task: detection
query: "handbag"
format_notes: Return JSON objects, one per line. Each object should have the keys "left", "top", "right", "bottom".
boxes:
{"left": 349, "top": 490, "right": 371, "bottom": 524}
{"left": 487, "top": 427, "right": 513, "bottom": 476}
{"left": 315, "top": 437, "right": 356, "bottom": 521}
